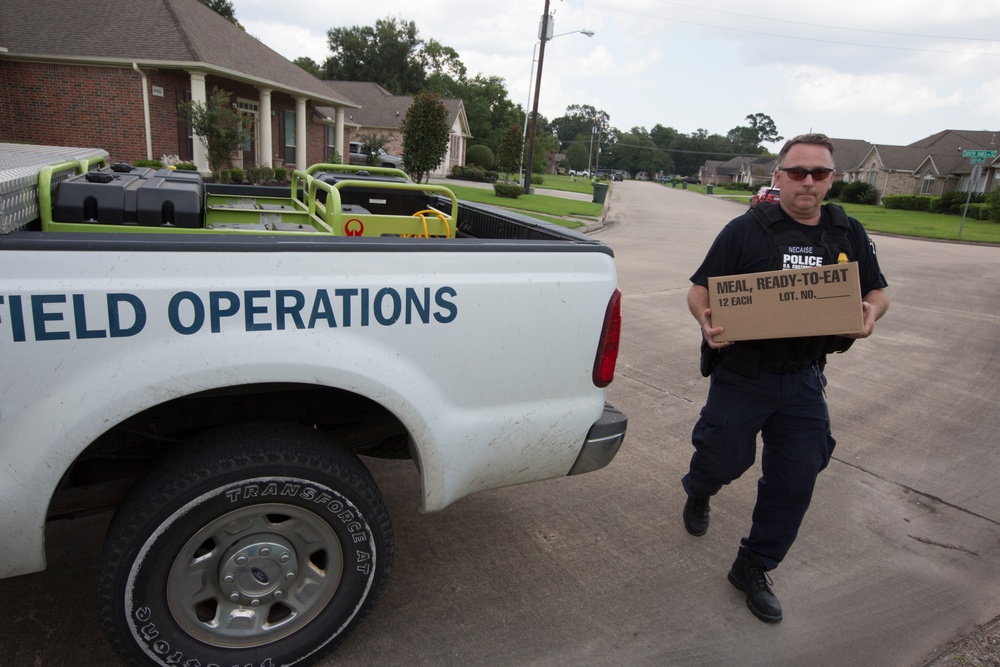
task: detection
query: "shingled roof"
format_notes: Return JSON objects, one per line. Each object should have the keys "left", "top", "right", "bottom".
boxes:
{"left": 829, "top": 138, "right": 873, "bottom": 172}
{"left": 0, "top": 0, "right": 355, "bottom": 107}
{"left": 320, "top": 81, "right": 468, "bottom": 136}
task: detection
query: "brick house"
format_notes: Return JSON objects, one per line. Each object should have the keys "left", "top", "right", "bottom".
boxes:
{"left": 700, "top": 156, "right": 775, "bottom": 187}
{"left": 0, "top": 0, "right": 358, "bottom": 173}
{"left": 319, "top": 81, "right": 471, "bottom": 178}
{"left": 854, "top": 130, "right": 999, "bottom": 203}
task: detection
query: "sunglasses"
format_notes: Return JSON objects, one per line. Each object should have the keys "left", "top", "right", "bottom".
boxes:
{"left": 779, "top": 167, "right": 834, "bottom": 181}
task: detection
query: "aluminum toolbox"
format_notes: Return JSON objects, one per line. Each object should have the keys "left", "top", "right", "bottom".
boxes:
{"left": 0, "top": 143, "right": 109, "bottom": 233}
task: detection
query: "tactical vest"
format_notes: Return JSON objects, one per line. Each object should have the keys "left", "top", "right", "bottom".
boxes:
{"left": 751, "top": 202, "right": 853, "bottom": 271}
{"left": 718, "top": 203, "right": 856, "bottom": 377}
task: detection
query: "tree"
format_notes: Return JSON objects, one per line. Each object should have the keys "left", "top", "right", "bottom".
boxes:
{"left": 293, "top": 57, "right": 323, "bottom": 78}
{"left": 179, "top": 87, "right": 252, "bottom": 178}
{"left": 356, "top": 131, "right": 392, "bottom": 166}
{"left": 199, "top": 0, "right": 241, "bottom": 28}
{"left": 550, "top": 104, "right": 610, "bottom": 152}
{"left": 401, "top": 93, "right": 450, "bottom": 183}
{"left": 613, "top": 127, "right": 672, "bottom": 176}
{"left": 323, "top": 18, "right": 427, "bottom": 95}
{"left": 494, "top": 123, "right": 524, "bottom": 180}
{"left": 532, "top": 133, "right": 560, "bottom": 174}
{"left": 727, "top": 126, "right": 761, "bottom": 155}
{"left": 565, "top": 141, "right": 590, "bottom": 172}
{"left": 438, "top": 75, "right": 520, "bottom": 154}
{"left": 419, "top": 39, "right": 467, "bottom": 84}
{"left": 746, "top": 113, "right": 783, "bottom": 146}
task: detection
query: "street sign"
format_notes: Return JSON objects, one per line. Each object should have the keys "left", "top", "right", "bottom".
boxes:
{"left": 970, "top": 157, "right": 986, "bottom": 164}
{"left": 962, "top": 149, "right": 997, "bottom": 158}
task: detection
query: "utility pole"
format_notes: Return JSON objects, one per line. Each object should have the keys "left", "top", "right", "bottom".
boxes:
{"left": 522, "top": 0, "right": 551, "bottom": 192}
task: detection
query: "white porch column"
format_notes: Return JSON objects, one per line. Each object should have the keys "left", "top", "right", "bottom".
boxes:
{"left": 258, "top": 88, "right": 273, "bottom": 168}
{"left": 335, "top": 108, "right": 346, "bottom": 163}
{"left": 295, "top": 97, "right": 308, "bottom": 168}
{"left": 188, "top": 71, "right": 209, "bottom": 175}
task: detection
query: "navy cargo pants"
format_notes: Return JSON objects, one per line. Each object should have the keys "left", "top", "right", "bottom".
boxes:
{"left": 682, "top": 362, "right": 836, "bottom": 571}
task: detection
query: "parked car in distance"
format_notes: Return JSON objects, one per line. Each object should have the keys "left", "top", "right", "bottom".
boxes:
{"left": 681, "top": 176, "right": 699, "bottom": 184}
{"left": 569, "top": 169, "right": 590, "bottom": 178}
{"left": 348, "top": 141, "right": 403, "bottom": 169}
{"left": 749, "top": 186, "right": 780, "bottom": 208}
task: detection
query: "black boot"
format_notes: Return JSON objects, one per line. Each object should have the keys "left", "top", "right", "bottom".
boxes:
{"left": 683, "top": 496, "right": 710, "bottom": 536}
{"left": 728, "top": 555, "right": 783, "bottom": 623}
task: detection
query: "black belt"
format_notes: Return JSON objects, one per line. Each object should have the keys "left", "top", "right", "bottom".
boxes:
{"left": 720, "top": 343, "right": 819, "bottom": 378}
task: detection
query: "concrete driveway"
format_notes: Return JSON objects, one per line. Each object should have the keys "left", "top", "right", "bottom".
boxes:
{"left": 3, "top": 181, "right": 998, "bottom": 666}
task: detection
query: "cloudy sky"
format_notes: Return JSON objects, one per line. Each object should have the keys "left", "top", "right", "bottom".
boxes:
{"left": 234, "top": 0, "right": 1000, "bottom": 150}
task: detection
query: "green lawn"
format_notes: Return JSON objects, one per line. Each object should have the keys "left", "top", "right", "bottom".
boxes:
{"left": 527, "top": 173, "right": 603, "bottom": 195}
{"left": 444, "top": 183, "right": 603, "bottom": 229}
{"left": 682, "top": 183, "right": 1000, "bottom": 244}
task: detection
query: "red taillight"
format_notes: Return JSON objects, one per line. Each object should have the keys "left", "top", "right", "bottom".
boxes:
{"left": 593, "top": 288, "right": 622, "bottom": 388}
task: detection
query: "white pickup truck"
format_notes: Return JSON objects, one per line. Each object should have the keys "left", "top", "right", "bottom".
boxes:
{"left": 0, "top": 144, "right": 626, "bottom": 667}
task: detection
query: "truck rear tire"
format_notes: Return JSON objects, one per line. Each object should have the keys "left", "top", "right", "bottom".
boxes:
{"left": 96, "top": 422, "right": 393, "bottom": 667}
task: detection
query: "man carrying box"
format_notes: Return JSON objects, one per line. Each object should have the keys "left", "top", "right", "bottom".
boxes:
{"left": 683, "top": 133, "right": 889, "bottom": 623}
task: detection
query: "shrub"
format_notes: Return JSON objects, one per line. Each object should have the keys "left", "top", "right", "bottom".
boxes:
{"left": 175, "top": 162, "right": 198, "bottom": 171}
{"left": 882, "top": 195, "right": 933, "bottom": 211}
{"left": 460, "top": 166, "right": 486, "bottom": 181}
{"left": 451, "top": 164, "right": 463, "bottom": 177}
{"left": 134, "top": 159, "right": 163, "bottom": 169}
{"left": 260, "top": 167, "right": 275, "bottom": 183}
{"left": 219, "top": 169, "right": 231, "bottom": 184}
{"left": 246, "top": 166, "right": 262, "bottom": 184}
{"left": 530, "top": 174, "right": 544, "bottom": 186}
{"left": 229, "top": 168, "right": 245, "bottom": 184}
{"left": 485, "top": 170, "right": 499, "bottom": 182}
{"left": 493, "top": 182, "right": 524, "bottom": 199}
{"left": 987, "top": 189, "right": 1000, "bottom": 223}
{"left": 828, "top": 180, "right": 846, "bottom": 199}
{"left": 465, "top": 144, "right": 495, "bottom": 170}
{"left": 273, "top": 168, "right": 287, "bottom": 182}
{"left": 965, "top": 203, "right": 990, "bottom": 220}
{"left": 839, "top": 181, "right": 878, "bottom": 205}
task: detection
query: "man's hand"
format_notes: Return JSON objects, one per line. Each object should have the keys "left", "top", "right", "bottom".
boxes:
{"left": 689, "top": 284, "right": 732, "bottom": 349}
{"left": 846, "top": 289, "right": 889, "bottom": 340}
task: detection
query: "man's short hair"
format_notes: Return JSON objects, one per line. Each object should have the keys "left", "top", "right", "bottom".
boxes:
{"left": 778, "top": 133, "right": 835, "bottom": 165}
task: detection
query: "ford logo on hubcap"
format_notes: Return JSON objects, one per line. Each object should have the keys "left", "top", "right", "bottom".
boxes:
{"left": 250, "top": 567, "right": 269, "bottom": 585}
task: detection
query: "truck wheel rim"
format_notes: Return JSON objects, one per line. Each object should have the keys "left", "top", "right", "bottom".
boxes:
{"left": 165, "top": 503, "right": 344, "bottom": 648}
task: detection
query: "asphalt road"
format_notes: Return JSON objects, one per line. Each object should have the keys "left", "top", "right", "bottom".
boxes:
{"left": 4, "top": 181, "right": 999, "bottom": 666}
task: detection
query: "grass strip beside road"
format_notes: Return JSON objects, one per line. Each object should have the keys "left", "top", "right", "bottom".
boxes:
{"left": 445, "top": 183, "right": 602, "bottom": 229}
{"left": 693, "top": 183, "right": 1000, "bottom": 244}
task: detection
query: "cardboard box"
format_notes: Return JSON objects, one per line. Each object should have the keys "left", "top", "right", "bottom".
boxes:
{"left": 709, "top": 262, "right": 863, "bottom": 342}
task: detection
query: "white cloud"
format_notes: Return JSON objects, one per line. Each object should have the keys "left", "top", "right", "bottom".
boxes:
{"left": 243, "top": 20, "right": 330, "bottom": 64}
{"left": 785, "top": 66, "right": 965, "bottom": 116}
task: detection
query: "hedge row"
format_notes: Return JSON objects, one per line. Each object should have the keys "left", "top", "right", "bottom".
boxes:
{"left": 881, "top": 193, "right": 993, "bottom": 220}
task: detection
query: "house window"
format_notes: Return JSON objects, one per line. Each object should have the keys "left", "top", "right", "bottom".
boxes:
{"left": 866, "top": 169, "right": 878, "bottom": 186}
{"left": 920, "top": 175, "right": 934, "bottom": 195}
{"left": 325, "top": 126, "right": 338, "bottom": 162}
{"left": 281, "top": 110, "right": 296, "bottom": 165}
